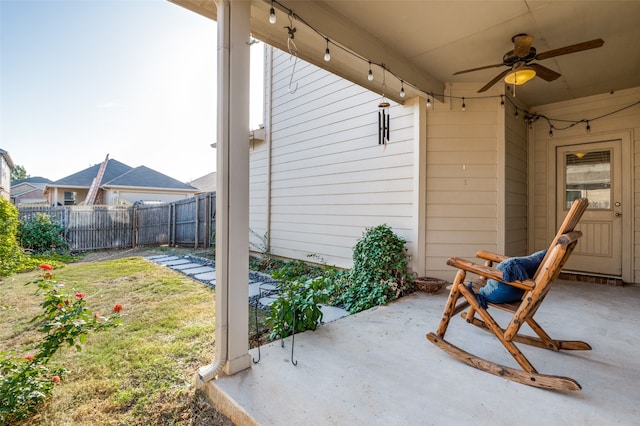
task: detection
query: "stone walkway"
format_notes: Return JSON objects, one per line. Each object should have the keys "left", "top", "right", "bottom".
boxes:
{"left": 145, "top": 254, "right": 349, "bottom": 323}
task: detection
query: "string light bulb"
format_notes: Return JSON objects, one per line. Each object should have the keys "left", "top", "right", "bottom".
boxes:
{"left": 586, "top": 121, "right": 591, "bottom": 133}
{"left": 324, "top": 38, "right": 331, "bottom": 61}
{"left": 269, "top": 1, "right": 276, "bottom": 24}
{"left": 549, "top": 127, "right": 553, "bottom": 137}
{"left": 426, "top": 96, "right": 432, "bottom": 108}
{"left": 461, "top": 97, "right": 466, "bottom": 111}
{"left": 367, "top": 62, "right": 374, "bottom": 81}
{"left": 500, "top": 95, "right": 505, "bottom": 108}
{"left": 515, "top": 109, "right": 519, "bottom": 119}
{"left": 399, "top": 80, "right": 405, "bottom": 98}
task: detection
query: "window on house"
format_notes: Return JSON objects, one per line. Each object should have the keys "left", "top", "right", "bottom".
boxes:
{"left": 64, "top": 191, "right": 77, "bottom": 205}
{"left": 565, "top": 150, "right": 611, "bottom": 209}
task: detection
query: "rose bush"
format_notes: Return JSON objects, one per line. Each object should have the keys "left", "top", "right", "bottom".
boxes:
{"left": 0, "top": 264, "right": 123, "bottom": 423}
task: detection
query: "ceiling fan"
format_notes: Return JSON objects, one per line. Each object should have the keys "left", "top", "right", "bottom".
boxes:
{"left": 453, "top": 34, "right": 605, "bottom": 93}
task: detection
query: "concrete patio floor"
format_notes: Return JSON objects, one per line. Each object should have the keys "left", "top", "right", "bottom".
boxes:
{"left": 197, "top": 280, "right": 640, "bottom": 425}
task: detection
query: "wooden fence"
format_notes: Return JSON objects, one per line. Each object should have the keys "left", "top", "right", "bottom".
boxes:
{"left": 17, "top": 192, "right": 216, "bottom": 252}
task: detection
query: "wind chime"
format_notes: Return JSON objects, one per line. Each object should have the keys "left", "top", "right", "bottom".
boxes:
{"left": 378, "top": 68, "right": 390, "bottom": 145}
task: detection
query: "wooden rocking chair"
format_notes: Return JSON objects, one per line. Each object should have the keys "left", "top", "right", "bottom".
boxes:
{"left": 426, "top": 198, "right": 590, "bottom": 390}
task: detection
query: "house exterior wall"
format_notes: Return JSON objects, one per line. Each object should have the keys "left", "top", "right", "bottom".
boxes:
{"left": 530, "top": 86, "right": 639, "bottom": 283}
{"left": 252, "top": 47, "right": 417, "bottom": 269}
{"left": 423, "top": 84, "right": 504, "bottom": 280}
{"left": 47, "top": 186, "right": 195, "bottom": 206}
{"left": 12, "top": 187, "right": 47, "bottom": 205}
{"left": 103, "top": 188, "right": 196, "bottom": 205}
{"left": 249, "top": 46, "right": 270, "bottom": 251}
{"left": 256, "top": 49, "right": 638, "bottom": 283}
{"left": 504, "top": 98, "right": 529, "bottom": 256}
{"left": 48, "top": 187, "right": 89, "bottom": 206}
{"left": 0, "top": 153, "right": 12, "bottom": 201}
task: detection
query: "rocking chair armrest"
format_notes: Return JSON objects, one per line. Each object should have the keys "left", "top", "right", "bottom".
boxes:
{"left": 475, "top": 250, "right": 510, "bottom": 264}
{"left": 446, "top": 257, "right": 535, "bottom": 291}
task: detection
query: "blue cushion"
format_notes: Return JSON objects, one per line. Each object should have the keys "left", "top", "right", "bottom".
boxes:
{"left": 476, "top": 250, "right": 547, "bottom": 307}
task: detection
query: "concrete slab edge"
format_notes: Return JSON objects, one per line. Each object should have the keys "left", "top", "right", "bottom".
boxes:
{"left": 195, "top": 374, "right": 258, "bottom": 426}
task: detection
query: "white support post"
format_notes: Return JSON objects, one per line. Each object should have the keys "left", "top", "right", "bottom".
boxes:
{"left": 409, "top": 96, "right": 427, "bottom": 276}
{"left": 201, "top": 0, "right": 251, "bottom": 380}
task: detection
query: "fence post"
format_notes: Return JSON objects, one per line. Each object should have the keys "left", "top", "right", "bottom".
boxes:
{"left": 195, "top": 194, "right": 199, "bottom": 249}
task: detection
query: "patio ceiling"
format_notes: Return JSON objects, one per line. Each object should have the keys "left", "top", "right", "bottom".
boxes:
{"left": 171, "top": 0, "right": 640, "bottom": 107}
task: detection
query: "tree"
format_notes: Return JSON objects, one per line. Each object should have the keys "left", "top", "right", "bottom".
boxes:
{"left": 11, "top": 165, "right": 29, "bottom": 182}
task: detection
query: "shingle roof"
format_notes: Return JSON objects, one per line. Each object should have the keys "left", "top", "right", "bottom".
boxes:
{"left": 104, "top": 165, "right": 196, "bottom": 190}
{"left": 53, "top": 159, "right": 133, "bottom": 187}
{"left": 50, "top": 158, "right": 196, "bottom": 191}
{"left": 11, "top": 176, "right": 53, "bottom": 185}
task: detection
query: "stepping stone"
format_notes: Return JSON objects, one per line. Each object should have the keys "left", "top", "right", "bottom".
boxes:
{"left": 248, "top": 282, "right": 262, "bottom": 298}
{"left": 181, "top": 265, "right": 216, "bottom": 275}
{"left": 159, "top": 259, "right": 192, "bottom": 266}
{"left": 257, "top": 283, "right": 278, "bottom": 293}
{"left": 146, "top": 255, "right": 175, "bottom": 260}
{"left": 168, "top": 262, "right": 201, "bottom": 270}
{"left": 194, "top": 271, "right": 216, "bottom": 281}
{"left": 259, "top": 295, "right": 278, "bottom": 307}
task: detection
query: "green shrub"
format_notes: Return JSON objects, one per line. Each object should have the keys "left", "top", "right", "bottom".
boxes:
{"left": 0, "top": 198, "right": 25, "bottom": 277}
{"left": 332, "top": 224, "right": 414, "bottom": 313}
{"left": 19, "top": 213, "right": 70, "bottom": 254}
{"left": 0, "top": 264, "right": 122, "bottom": 423}
{"left": 266, "top": 271, "right": 331, "bottom": 340}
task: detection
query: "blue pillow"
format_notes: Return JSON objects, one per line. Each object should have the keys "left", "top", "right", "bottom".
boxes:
{"left": 476, "top": 250, "right": 547, "bottom": 308}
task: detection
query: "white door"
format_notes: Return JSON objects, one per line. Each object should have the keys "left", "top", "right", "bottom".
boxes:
{"left": 556, "top": 140, "right": 623, "bottom": 276}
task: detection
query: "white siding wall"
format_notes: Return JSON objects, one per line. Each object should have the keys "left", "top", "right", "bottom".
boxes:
{"left": 530, "top": 86, "right": 639, "bottom": 283}
{"left": 251, "top": 47, "right": 416, "bottom": 268}
{"left": 249, "top": 47, "right": 270, "bottom": 251}
{"left": 504, "top": 98, "right": 529, "bottom": 255}
{"left": 424, "top": 84, "right": 503, "bottom": 280}
{"left": 0, "top": 156, "right": 11, "bottom": 200}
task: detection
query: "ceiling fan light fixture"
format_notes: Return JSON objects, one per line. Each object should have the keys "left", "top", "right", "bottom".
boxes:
{"left": 504, "top": 67, "right": 536, "bottom": 85}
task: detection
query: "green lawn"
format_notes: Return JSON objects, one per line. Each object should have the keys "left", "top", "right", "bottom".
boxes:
{"left": 1, "top": 256, "right": 225, "bottom": 425}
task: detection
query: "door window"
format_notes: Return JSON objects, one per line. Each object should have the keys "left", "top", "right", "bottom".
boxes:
{"left": 564, "top": 150, "right": 611, "bottom": 210}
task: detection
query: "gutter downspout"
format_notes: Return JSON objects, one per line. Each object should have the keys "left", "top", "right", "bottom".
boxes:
{"left": 199, "top": 0, "right": 231, "bottom": 382}
{"left": 199, "top": 0, "right": 251, "bottom": 381}
{"left": 266, "top": 45, "right": 273, "bottom": 247}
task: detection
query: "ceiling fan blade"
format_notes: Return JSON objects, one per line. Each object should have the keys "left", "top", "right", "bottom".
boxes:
{"left": 477, "top": 69, "right": 512, "bottom": 92}
{"left": 535, "top": 38, "right": 604, "bottom": 60}
{"left": 528, "top": 63, "right": 561, "bottom": 81}
{"left": 453, "top": 63, "right": 504, "bottom": 75}
{"left": 513, "top": 34, "right": 534, "bottom": 58}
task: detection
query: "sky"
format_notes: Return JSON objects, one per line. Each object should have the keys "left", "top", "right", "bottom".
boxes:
{"left": 1, "top": 0, "right": 264, "bottom": 183}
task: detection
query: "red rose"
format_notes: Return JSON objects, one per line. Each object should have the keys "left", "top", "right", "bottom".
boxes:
{"left": 75, "top": 292, "right": 86, "bottom": 299}
{"left": 113, "top": 304, "right": 124, "bottom": 313}
{"left": 40, "top": 264, "right": 53, "bottom": 271}
{"left": 52, "top": 375, "right": 61, "bottom": 384}
{"left": 24, "top": 355, "right": 35, "bottom": 361}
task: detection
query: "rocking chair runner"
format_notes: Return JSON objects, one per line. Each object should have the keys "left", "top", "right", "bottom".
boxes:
{"left": 426, "top": 198, "right": 590, "bottom": 391}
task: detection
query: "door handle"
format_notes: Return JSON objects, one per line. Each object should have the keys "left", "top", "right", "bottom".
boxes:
{"left": 614, "top": 212, "right": 622, "bottom": 217}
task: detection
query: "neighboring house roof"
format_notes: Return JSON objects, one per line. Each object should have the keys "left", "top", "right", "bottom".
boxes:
{"left": 48, "top": 158, "right": 196, "bottom": 191}
{"left": 52, "top": 158, "right": 133, "bottom": 188}
{"left": 11, "top": 177, "right": 53, "bottom": 195}
{"left": 12, "top": 176, "right": 53, "bottom": 185}
{"left": 187, "top": 172, "right": 216, "bottom": 193}
{"left": 103, "top": 165, "right": 196, "bottom": 190}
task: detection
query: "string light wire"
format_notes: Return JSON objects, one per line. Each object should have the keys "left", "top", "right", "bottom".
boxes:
{"left": 266, "top": 0, "right": 640, "bottom": 133}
